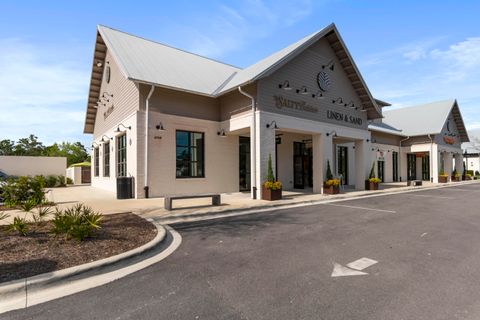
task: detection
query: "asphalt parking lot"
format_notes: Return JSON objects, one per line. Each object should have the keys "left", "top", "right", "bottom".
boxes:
{"left": 4, "top": 182, "right": 480, "bottom": 320}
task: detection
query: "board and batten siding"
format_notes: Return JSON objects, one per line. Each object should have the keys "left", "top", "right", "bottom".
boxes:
{"left": 219, "top": 84, "right": 257, "bottom": 121}
{"left": 93, "top": 49, "right": 140, "bottom": 139}
{"left": 371, "top": 131, "right": 402, "bottom": 146}
{"left": 257, "top": 37, "right": 367, "bottom": 131}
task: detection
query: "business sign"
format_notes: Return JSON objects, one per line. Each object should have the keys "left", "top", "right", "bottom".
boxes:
{"left": 377, "top": 151, "right": 385, "bottom": 161}
{"left": 443, "top": 136, "right": 455, "bottom": 145}
{"left": 326, "top": 110, "right": 363, "bottom": 126}
{"left": 273, "top": 95, "right": 318, "bottom": 114}
{"left": 317, "top": 71, "right": 331, "bottom": 91}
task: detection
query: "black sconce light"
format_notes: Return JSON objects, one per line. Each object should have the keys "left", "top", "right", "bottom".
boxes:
{"left": 101, "top": 135, "right": 113, "bottom": 142}
{"left": 266, "top": 121, "right": 278, "bottom": 129}
{"left": 366, "top": 139, "right": 370, "bottom": 142}
{"left": 156, "top": 122, "right": 166, "bottom": 131}
{"left": 344, "top": 101, "right": 357, "bottom": 110}
{"left": 102, "top": 92, "right": 114, "bottom": 99}
{"left": 217, "top": 129, "right": 227, "bottom": 137}
{"left": 371, "top": 148, "right": 375, "bottom": 151}
{"left": 278, "top": 80, "right": 292, "bottom": 90}
{"left": 312, "top": 91, "right": 324, "bottom": 99}
{"left": 296, "top": 86, "right": 309, "bottom": 95}
{"left": 332, "top": 97, "right": 343, "bottom": 104}
{"left": 115, "top": 123, "right": 131, "bottom": 133}
{"left": 322, "top": 60, "right": 335, "bottom": 71}
{"left": 326, "top": 130, "right": 337, "bottom": 137}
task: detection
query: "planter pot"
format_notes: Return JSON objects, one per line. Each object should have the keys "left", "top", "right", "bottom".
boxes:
{"left": 261, "top": 186, "right": 282, "bottom": 201}
{"left": 365, "top": 181, "right": 379, "bottom": 191}
{"left": 323, "top": 185, "right": 340, "bottom": 195}
{"left": 451, "top": 176, "right": 461, "bottom": 182}
{"left": 438, "top": 176, "right": 448, "bottom": 183}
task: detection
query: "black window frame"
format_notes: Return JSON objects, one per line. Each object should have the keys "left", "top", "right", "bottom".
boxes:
{"left": 94, "top": 147, "right": 99, "bottom": 177}
{"left": 176, "top": 130, "right": 205, "bottom": 179}
{"left": 116, "top": 134, "right": 127, "bottom": 177}
{"left": 103, "top": 141, "right": 110, "bottom": 177}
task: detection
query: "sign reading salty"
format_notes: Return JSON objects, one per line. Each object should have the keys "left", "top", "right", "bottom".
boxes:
{"left": 274, "top": 96, "right": 318, "bottom": 114}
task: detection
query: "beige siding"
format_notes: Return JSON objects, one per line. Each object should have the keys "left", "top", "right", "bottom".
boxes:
{"left": 435, "top": 111, "right": 462, "bottom": 148}
{"left": 139, "top": 84, "right": 220, "bottom": 121}
{"left": 371, "top": 131, "right": 401, "bottom": 146}
{"left": 219, "top": 84, "right": 257, "bottom": 121}
{"left": 93, "top": 50, "right": 139, "bottom": 139}
{"left": 257, "top": 37, "right": 367, "bottom": 130}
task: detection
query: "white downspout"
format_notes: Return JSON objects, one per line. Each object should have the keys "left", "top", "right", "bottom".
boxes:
{"left": 399, "top": 136, "right": 410, "bottom": 182}
{"left": 144, "top": 85, "right": 155, "bottom": 198}
{"left": 428, "top": 134, "right": 433, "bottom": 182}
{"left": 238, "top": 86, "right": 257, "bottom": 199}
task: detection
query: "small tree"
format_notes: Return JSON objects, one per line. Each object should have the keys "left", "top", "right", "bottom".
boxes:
{"left": 326, "top": 160, "right": 333, "bottom": 180}
{"left": 369, "top": 162, "right": 376, "bottom": 179}
{"left": 266, "top": 154, "right": 275, "bottom": 182}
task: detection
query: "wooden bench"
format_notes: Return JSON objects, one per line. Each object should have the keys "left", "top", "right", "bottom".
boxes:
{"left": 164, "top": 194, "right": 221, "bottom": 211}
{"left": 407, "top": 180, "right": 423, "bottom": 186}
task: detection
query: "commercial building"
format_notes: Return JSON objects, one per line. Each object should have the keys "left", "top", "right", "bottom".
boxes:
{"left": 84, "top": 23, "right": 469, "bottom": 199}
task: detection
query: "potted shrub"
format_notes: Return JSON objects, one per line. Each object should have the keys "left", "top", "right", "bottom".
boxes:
{"left": 452, "top": 169, "right": 461, "bottom": 182}
{"left": 438, "top": 171, "right": 448, "bottom": 183}
{"left": 438, "top": 162, "right": 448, "bottom": 183}
{"left": 323, "top": 160, "right": 340, "bottom": 195}
{"left": 365, "top": 162, "right": 380, "bottom": 190}
{"left": 261, "top": 154, "right": 282, "bottom": 201}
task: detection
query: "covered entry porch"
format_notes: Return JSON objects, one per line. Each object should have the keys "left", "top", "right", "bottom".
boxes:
{"left": 226, "top": 111, "right": 372, "bottom": 199}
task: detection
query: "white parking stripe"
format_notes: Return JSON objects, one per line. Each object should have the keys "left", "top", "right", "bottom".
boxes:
{"left": 447, "top": 188, "right": 480, "bottom": 192}
{"left": 408, "top": 194, "right": 455, "bottom": 199}
{"left": 322, "top": 203, "right": 396, "bottom": 213}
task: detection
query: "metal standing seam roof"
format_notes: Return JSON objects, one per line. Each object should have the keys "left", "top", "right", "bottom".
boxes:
{"left": 381, "top": 99, "right": 470, "bottom": 143}
{"left": 368, "top": 121, "right": 405, "bottom": 136}
{"left": 84, "top": 23, "right": 384, "bottom": 133}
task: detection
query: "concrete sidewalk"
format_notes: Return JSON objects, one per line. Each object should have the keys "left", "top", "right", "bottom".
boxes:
{"left": 1, "top": 181, "right": 479, "bottom": 225}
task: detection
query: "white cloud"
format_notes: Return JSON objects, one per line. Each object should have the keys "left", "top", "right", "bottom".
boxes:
{"left": 0, "top": 38, "right": 90, "bottom": 145}
{"left": 185, "top": 0, "right": 314, "bottom": 58}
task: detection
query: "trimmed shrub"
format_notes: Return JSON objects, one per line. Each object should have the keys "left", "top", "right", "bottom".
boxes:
{"left": 51, "top": 204, "right": 103, "bottom": 241}
{"left": 66, "top": 177, "right": 74, "bottom": 185}
{"left": 1, "top": 176, "right": 45, "bottom": 206}
{"left": 45, "top": 175, "right": 58, "bottom": 188}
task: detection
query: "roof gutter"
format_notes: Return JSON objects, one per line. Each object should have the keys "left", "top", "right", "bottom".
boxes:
{"left": 238, "top": 86, "right": 257, "bottom": 199}
{"left": 144, "top": 85, "right": 155, "bottom": 198}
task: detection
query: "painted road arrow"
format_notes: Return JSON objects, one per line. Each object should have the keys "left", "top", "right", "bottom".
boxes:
{"left": 331, "top": 257, "right": 378, "bottom": 277}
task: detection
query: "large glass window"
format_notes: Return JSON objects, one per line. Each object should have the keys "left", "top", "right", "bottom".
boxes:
{"left": 94, "top": 147, "right": 99, "bottom": 177}
{"left": 103, "top": 142, "right": 110, "bottom": 177}
{"left": 117, "top": 134, "right": 127, "bottom": 177}
{"left": 176, "top": 130, "right": 204, "bottom": 178}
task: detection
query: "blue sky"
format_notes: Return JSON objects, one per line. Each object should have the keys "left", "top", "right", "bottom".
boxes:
{"left": 1, "top": 0, "right": 479, "bottom": 148}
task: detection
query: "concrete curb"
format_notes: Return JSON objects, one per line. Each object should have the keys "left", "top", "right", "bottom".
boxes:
{"left": 0, "top": 217, "right": 169, "bottom": 314}
{"left": 159, "top": 180, "right": 480, "bottom": 225}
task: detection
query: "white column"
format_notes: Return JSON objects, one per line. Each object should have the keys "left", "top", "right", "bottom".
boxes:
{"left": 430, "top": 144, "right": 439, "bottom": 183}
{"left": 444, "top": 152, "right": 453, "bottom": 182}
{"left": 354, "top": 139, "right": 371, "bottom": 190}
{"left": 255, "top": 112, "right": 276, "bottom": 199}
{"left": 312, "top": 133, "right": 333, "bottom": 194}
{"left": 455, "top": 153, "right": 464, "bottom": 174}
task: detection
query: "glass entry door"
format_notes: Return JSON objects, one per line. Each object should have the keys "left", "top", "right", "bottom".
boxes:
{"left": 392, "top": 151, "right": 399, "bottom": 182}
{"left": 377, "top": 161, "right": 385, "bottom": 182}
{"left": 239, "top": 137, "right": 250, "bottom": 191}
{"left": 407, "top": 154, "right": 417, "bottom": 180}
{"left": 293, "top": 142, "right": 312, "bottom": 189}
{"left": 422, "top": 155, "right": 430, "bottom": 181}
{"left": 337, "top": 146, "right": 348, "bottom": 185}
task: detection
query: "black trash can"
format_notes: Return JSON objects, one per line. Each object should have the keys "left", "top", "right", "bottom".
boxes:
{"left": 117, "top": 177, "right": 133, "bottom": 199}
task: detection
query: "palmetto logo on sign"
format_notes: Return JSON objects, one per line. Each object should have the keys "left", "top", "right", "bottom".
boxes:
{"left": 317, "top": 71, "right": 331, "bottom": 91}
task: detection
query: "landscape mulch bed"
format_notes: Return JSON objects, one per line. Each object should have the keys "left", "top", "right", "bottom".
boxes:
{"left": 0, "top": 212, "right": 157, "bottom": 283}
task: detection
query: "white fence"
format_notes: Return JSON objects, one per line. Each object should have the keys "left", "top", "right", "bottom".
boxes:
{"left": 0, "top": 156, "right": 67, "bottom": 177}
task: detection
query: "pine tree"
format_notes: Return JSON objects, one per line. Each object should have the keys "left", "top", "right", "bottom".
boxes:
{"left": 267, "top": 154, "right": 275, "bottom": 182}
{"left": 369, "top": 162, "right": 376, "bottom": 179}
{"left": 326, "top": 160, "right": 333, "bottom": 180}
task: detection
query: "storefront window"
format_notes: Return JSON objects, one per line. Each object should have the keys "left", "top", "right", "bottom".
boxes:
{"left": 117, "top": 134, "right": 127, "bottom": 177}
{"left": 94, "top": 147, "right": 99, "bottom": 177}
{"left": 176, "top": 130, "right": 204, "bottom": 178}
{"left": 103, "top": 142, "right": 110, "bottom": 177}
